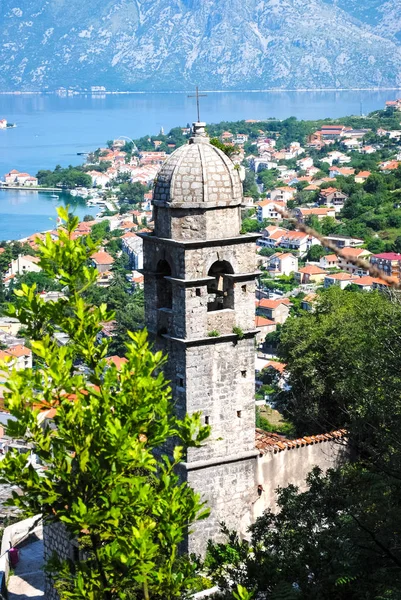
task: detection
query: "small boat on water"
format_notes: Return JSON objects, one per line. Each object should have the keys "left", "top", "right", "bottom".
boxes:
{"left": 49, "top": 194, "right": 59, "bottom": 199}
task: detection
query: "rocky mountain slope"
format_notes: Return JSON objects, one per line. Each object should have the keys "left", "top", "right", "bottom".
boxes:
{"left": 1, "top": 0, "right": 401, "bottom": 91}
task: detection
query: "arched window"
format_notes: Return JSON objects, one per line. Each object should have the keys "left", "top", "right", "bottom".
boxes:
{"left": 207, "top": 260, "right": 234, "bottom": 312}
{"left": 156, "top": 259, "right": 172, "bottom": 310}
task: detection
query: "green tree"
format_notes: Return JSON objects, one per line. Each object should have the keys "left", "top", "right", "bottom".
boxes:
{"left": 117, "top": 182, "right": 147, "bottom": 205}
{"left": 242, "top": 171, "right": 259, "bottom": 200}
{"left": 0, "top": 208, "right": 210, "bottom": 600}
{"left": 305, "top": 245, "right": 327, "bottom": 261}
{"left": 210, "top": 138, "right": 238, "bottom": 157}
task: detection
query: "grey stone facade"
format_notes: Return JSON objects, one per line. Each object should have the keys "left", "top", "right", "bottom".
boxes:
{"left": 43, "top": 522, "right": 75, "bottom": 600}
{"left": 142, "top": 123, "right": 259, "bottom": 554}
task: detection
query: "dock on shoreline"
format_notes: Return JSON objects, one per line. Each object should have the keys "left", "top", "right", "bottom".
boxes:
{"left": 0, "top": 185, "right": 63, "bottom": 192}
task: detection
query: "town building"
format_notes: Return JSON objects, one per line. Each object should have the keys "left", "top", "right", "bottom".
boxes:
{"left": 319, "top": 254, "right": 339, "bottom": 269}
{"left": 269, "top": 187, "right": 295, "bottom": 203}
{"left": 121, "top": 232, "right": 143, "bottom": 269}
{"left": 279, "top": 230, "right": 321, "bottom": 257}
{"left": 338, "top": 248, "right": 371, "bottom": 275}
{"left": 324, "top": 272, "right": 357, "bottom": 289}
{"left": 91, "top": 250, "right": 114, "bottom": 274}
{"left": 295, "top": 265, "right": 327, "bottom": 284}
{"left": 326, "top": 235, "right": 364, "bottom": 249}
{"left": 257, "top": 298, "right": 291, "bottom": 324}
{"left": 255, "top": 316, "right": 276, "bottom": 345}
{"left": 370, "top": 253, "right": 401, "bottom": 280}
{"left": 257, "top": 200, "right": 286, "bottom": 221}
{"left": 318, "top": 188, "right": 348, "bottom": 213}
{"left": 267, "top": 253, "right": 298, "bottom": 276}
{"left": 8, "top": 255, "right": 41, "bottom": 277}
{"left": 295, "top": 207, "right": 336, "bottom": 222}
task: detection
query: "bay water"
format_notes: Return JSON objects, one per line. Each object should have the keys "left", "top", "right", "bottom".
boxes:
{"left": 0, "top": 90, "right": 397, "bottom": 240}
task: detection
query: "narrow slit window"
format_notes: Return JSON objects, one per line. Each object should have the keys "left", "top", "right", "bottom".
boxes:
{"left": 241, "top": 285, "right": 247, "bottom": 293}
{"left": 196, "top": 288, "right": 201, "bottom": 297}
{"left": 241, "top": 370, "right": 247, "bottom": 378}
{"left": 237, "top": 410, "right": 242, "bottom": 418}
{"left": 205, "top": 415, "right": 210, "bottom": 425}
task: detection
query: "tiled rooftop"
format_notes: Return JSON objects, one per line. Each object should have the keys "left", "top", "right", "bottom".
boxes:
{"left": 255, "top": 428, "right": 347, "bottom": 454}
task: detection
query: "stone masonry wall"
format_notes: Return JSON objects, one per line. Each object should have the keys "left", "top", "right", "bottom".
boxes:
{"left": 185, "top": 338, "right": 256, "bottom": 463}
{"left": 253, "top": 439, "right": 348, "bottom": 521}
{"left": 43, "top": 522, "right": 74, "bottom": 600}
{"left": 184, "top": 455, "right": 258, "bottom": 556}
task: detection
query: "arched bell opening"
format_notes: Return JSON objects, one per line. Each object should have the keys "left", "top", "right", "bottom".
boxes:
{"left": 207, "top": 260, "right": 234, "bottom": 312}
{"left": 156, "top": 259, "right": 172, "bottom": 310}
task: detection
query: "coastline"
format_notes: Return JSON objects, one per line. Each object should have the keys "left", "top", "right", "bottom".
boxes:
{"left": 1, "top": 87, "right": 401, "bottom": 96}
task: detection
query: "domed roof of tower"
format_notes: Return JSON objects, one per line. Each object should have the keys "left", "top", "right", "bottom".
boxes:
{"left": 153, "top": 122, "right": 243, "bottom": 208}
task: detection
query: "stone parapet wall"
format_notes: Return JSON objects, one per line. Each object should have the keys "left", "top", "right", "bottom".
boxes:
{"left": 254, "top": 435, "right": 348, "bottom": 520}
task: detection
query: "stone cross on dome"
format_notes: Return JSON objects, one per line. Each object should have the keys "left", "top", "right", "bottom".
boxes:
{"left": 187, "top": 85, "right": 207, "bottom": 123}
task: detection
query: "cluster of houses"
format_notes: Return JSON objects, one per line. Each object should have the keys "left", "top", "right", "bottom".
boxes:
{"left": 0, "top": 316, "right": 32, "bottom": 397}
{"left": 2, "top": 210, "right": 149, "bottom": 290}
{"left": 2, "top": 169, "right": 38, "bottom": 187}
{"left": 86, "top": 139, "right": 170, "bottom": 189}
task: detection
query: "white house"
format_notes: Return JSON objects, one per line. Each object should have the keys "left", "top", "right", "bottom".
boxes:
{"left": 338, "top": 247, "right": 371, "bottom": 275}
{"left": 9, "top": 254, "right": 41, "bottom": 276}
{"left": 257, "top": 200, "right": 286, "bottom": 222}
{"left": 296, "top": 157, "right": 313, "bottom": 170}
{"left": 324, "top": 272, "right": 357, "bottom": 289}
{"left": 269, "top": 187, "right": 295, "bottom": 203}
{"left": 268, "top": 252, "right": 298, "bottom": 276}
{"left": 121, "top": 232, "right": 143, "bottom": 270}
{"left": 280, "top": 231, "right": 321, "bottom": 257}
{"left": 319, "top": 254, "right": 339, "bottom": 269}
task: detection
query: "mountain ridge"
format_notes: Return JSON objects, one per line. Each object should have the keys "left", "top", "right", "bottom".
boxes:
{"left": 1, "top": 0, "right": 401, "bottom": 91}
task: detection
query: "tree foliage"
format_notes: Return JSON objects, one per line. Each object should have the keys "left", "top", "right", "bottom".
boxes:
{"left": 0, "top": 208, "right": 210, "bottom": 600}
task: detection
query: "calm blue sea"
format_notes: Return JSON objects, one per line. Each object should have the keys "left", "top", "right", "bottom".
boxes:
{"left": 0, "top": 190, "right": 97, "bottom": 241}
{"left": 0, "top": 89, "right": 397, "bottom": 239}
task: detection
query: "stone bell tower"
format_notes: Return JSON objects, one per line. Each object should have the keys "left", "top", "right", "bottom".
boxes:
{"left": 141, "top": 123, "right": 259, "bottom": 554}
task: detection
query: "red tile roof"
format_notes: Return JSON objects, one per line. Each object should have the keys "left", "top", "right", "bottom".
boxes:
{"left": 91, "top": 251, "right": 114, "bottom": 265}
{"left": 106, "top": 356, "right": 128, "bottom": 369}
{"left": 298, "top": 265, "right": 326, "bottom": 275}
{"left": 255, "top": 428, "right": 347, "bottom": 454}
{"left": 7, "top": 345, "right": 31, "bottom": 358}
{"left": 263, "top": 360, "right": 286, "bottom": 373}
{"left": 258, "top": 298, "right": 291, "bottom": 309}
{"left": 255, "top": 316, "right": 275, "bottom": 327}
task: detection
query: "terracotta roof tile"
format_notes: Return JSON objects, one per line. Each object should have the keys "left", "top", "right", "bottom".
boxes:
{"left": 255, "top": 428, "right": 347, "bottom": 454}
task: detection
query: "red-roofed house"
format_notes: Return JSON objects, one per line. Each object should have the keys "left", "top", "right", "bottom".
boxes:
{"left": 324, "top": 272, "right": 357, "bottom": 289}
{"left": 257, "top": 298, "right": 291, "bottom": 324}
{"left": 319, "top": 254, "right": 339, "bottom": 269}
{"left": 267, "top": 252, "right": 298, "bottom": 276}
{"left": 295, "top": 265, "right": 326, "bottom": 284}
{"left": 255, "top": 316, "right": 276, "bottom": 344}
{"left": 257, "top": 200, "right": 286, "bottom": 221}
{"left": 318, "top": 188, "right": 348, "bottom": 213}
{"left": 355, "top": 171, "right": 371, "bottom": 184}
{"left": 9, "top": 254, "right": 41, "bottom": 276}
{"left": 295, "top": 207, "right": 336, "bottom": 222}
{"left": 339, "top": 247, "right": 371, "bottom": 274}
{"left": 280, "top": 231, "right": 321, "bottom": 257}
{"left": 91, "top": 251, "right": 115, "bottom": 273}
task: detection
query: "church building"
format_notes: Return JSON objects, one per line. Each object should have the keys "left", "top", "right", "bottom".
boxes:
{"left": 141, "top": 121, "right": 346, "bottom": 554}
{"left": 141, "top": 122, "right": 260, "bottom": 554}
